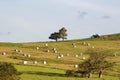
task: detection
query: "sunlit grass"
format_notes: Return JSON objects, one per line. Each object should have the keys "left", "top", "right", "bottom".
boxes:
{"left": 0, "top": 39, "right": 120, "bottom": 80}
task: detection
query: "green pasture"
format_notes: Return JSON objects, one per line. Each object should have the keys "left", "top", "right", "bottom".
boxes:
{"left": 0, "top": 39, "right": 120, "bottom": 80}
{"left": 14, "top": 64, "right": 120, "bottom": 80}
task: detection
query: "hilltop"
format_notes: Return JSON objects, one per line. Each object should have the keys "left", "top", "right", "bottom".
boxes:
{"left": 101, "top": 33, "right": 120, "bottom": 40}
{"left": 78, "top": 33, "right": 120, "bottom": 41}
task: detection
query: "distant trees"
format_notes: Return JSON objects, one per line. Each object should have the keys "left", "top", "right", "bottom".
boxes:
{"left": 49, "top": 27, "right": 67, "bottom": 41}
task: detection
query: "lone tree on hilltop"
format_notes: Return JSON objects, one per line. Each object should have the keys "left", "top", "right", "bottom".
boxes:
{"left": 78, "top": 49, "right": 113, "bottom": 78}
{"left": 49, "top": 32, "right": 61, "bottom": 42}
{"left": 49, "top": 27, "right": 68, "bottom": 41}
{"left": 59, "top": 27, "right": 67, "bottom": 41}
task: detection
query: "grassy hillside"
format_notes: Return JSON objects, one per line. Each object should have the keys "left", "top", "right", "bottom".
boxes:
{"left": 0, "top": 35, "right": 120, "bottom": 80}
{"left": 100, "top": 33, "right": 120, "bottom": 40}
{"left": 79, "top": 33, "right": 120, "bottom": 41}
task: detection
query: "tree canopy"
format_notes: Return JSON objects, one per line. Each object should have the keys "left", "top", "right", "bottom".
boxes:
{"left": 78, "top": 49, "right": 113, "bottom": 78}
{"left": 0, "top": 62, "right": 20, "bottom": 80}
{"left": 66, "top": 49, "right": 114, "bottom": 78}
{"left": 59, "top": 27, "right": 67, "bottom": 40}
{"left": 49, "top": 32, "right": 61, "bottom": 41}
{"left": 49, "top": 27, "right": 67, "bottom": 41}
{"left": 91, "top": 34, "right": 100, "bottom": 38}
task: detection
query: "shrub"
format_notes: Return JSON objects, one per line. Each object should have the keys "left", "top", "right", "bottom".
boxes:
{"left": 91, "top": 34, "right": 100, "bottom": 38}
{"left": 0, "top": 62, "right": 20, "bottom": 80}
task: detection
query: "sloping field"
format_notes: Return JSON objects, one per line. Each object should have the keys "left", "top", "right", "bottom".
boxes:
{"left": 0, "top": 39, "right": 120, "bottom": 80}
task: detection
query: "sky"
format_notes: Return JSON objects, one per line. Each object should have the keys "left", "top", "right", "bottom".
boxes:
{"left": 0, "top": 0, "right": 120, "bottom": 42}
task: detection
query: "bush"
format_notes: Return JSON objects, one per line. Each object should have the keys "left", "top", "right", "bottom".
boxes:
{"left": 66, "top": 70, "right": 81, "bottom": 77}
{"left": 66, "top": 70, "right": 74, "bottom": 77}
{"left": 91, "top": 34, "right": 100, "bottom": 38}
{"left": 0, "top": 62, "right": 20, "bottom": 80}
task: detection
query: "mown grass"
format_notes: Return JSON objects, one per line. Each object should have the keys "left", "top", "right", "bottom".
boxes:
{"left": 15, "top": 64, "right": 120, "bottom": 80}
{"left": 0, "top": 42, "right": 23, "bottom": 47}
{"left": 0, "top": 39, "right": 120, "bottom": 80}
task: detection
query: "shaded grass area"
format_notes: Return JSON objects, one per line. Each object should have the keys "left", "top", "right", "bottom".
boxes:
{"left": 22, "top": 71, "right": 65, "bottom": 77}
{"left": 15, "top": 64, "right": 120, "bottom": 80}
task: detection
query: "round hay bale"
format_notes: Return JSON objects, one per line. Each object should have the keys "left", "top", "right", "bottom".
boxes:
{"left": 74, "top": 64, "right": 78, "bottom": 68}
{"left": 82, "top": 57, "right": 86, "bottom": 60}
{"left": 22, "top": 60, "right": 27, "bottom": 64}
{"left": 2, "top": 52, "right": 6, "bottom": 55}
{"left": 23, "top": 54, "right": 27, "bottom": 57}
{"left": 36, "top": 47, "right": 39, "bottom": 50}
{"left": 57, "top": 56, "right": 61, "bottom": 59}
{"left": 33, "top": 61, "right": 37, "bottom": 64}
{"left": 43, "top": 60, "right": 47, "bottom": 64}
{"left": 27, "top": 54, "right": 31, "bottom": 57}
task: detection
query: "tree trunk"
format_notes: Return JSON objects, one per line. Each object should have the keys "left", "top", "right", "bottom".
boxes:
{"left": 56, "top": 39, "right": 58, "bottom": 42}
{"left": 88, "top": 72, "right": 92, "bottom": 78}
{"left": 99, "top": 70, "right": 103, "bottom": 78}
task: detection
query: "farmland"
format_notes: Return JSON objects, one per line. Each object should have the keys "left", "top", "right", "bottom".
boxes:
{"left": 0, "top": 38, "right": 120, "bottom": 80}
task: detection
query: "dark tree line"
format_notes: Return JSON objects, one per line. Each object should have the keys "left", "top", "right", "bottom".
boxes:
{"left": 49, "top": 27, "right": 67, "bottom": 41}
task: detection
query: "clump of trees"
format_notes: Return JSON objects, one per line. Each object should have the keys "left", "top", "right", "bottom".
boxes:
{"left": 66, "top": 49, "right": 114, "bottom": 78}
{"left": 0, "top": 62, "right": 20, "bottom": 80}
{"left": 49, "top": 27, "right": 67, "bottom": 41}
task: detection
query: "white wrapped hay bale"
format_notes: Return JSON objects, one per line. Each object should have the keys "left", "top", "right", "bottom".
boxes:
{"left": 45, "top": 43, "right": 48, "bottom": 47}
{"left": 22, "top": 60, "right": 27, "bottom": 64}
{"left": 14, "top": 49, "right": 18, "bottom": 52}
{"left": 92, "top": 46, "right": 95, "bottom": 48}
{"left": 59, "top": 54, "right": 64, "bottom": 58}
{"left": 52, "top": 48, "right": 57, "bottom": 53}
{"left": 43, "top": 60, "right": 47, "bottom": 64}
{"left": 74, "top": 64, "right": 78, "bottom": 68}
{"left": 46, "top": 50, "right": 50, "bottom": 52}
{"left": 87, "top": 43, "right": 90, "bottom": 46}
{"left": 52, "top": 48, "right": 56, "bottom": 51}
{"left": 33, "top": 61, "right": 37, "bottom": 64}
{"left": 75, "top": 54, "right": 78, "bottom": 57}
{"left": 82, "top": 57, "right": 86, "bottom": 60}
{"left": 2, "top": 52, "right": 6, "bottom": 55}
{"left": 73, "top": 45, "right": 77, "bottom": 48}
{"left": 18, "top": 50, "right": 22, "bottom": 52}
{"left": 54, "top": 50, "right": 57, "bottom": 53}
{"left": 57, "top": 55, "right": 61, "bottom": 59}
{"left": 36, "top": 47, "right": 39, "bottom": 50}
{"left": 23, "top": 54, "right": 27, "bottom": 57}
{"left": 27, "top": 54, "right": 31, "bottom": 57}
{"left": 82, "top": 42, "right": 86, "bottom": 45}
